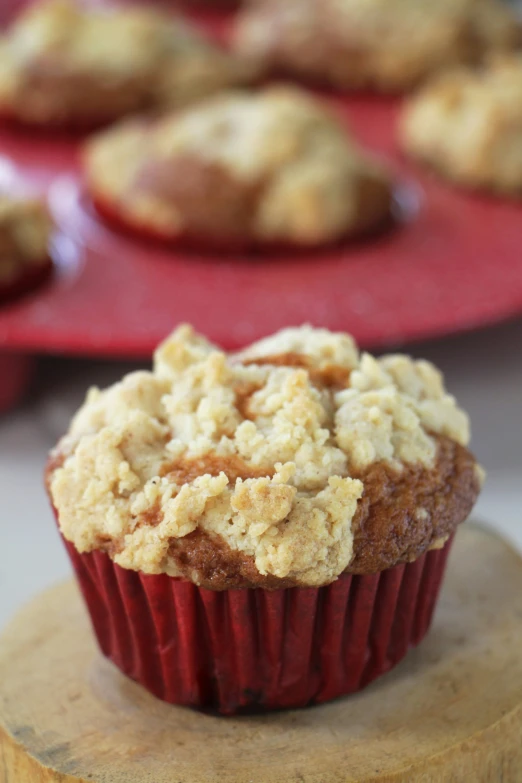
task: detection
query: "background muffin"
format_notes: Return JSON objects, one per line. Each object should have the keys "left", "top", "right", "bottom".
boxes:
{"left": 0, "top": 0, "right": 254, "bottom": 128}
{"left": 233, "top": 0, "right": 521, "bottom": 93}
{"left": 400, "top": 55, "right": 522, "bottom": 196}
{"left": 84, "top": 87, "right": 392, "bottom": 249}
{"left": 47, "top": 325, "right": 482, "bottom": 713}
{"left": 0, "top": 194, "right": 53, "bottom": 303}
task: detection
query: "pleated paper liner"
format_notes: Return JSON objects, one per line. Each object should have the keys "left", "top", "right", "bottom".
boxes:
{"left": 0, "top": 257, "right": 53, "bottom": 304}
{"left": 0, "top": 352, "right": 34, "bottom": 413}
{"left": 0, "top": 261, "right": 53, "bottom": 413}
{"left": 90, "top": 189, "right": 396, "bottom": 254}
{"left": 62, "top": 534, "right": 454, "bottom": 715}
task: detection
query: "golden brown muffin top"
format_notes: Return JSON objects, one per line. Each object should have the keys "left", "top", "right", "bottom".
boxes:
{"left": 84, "top": 87, "right": 392, "bottom": 247}
{"left": 233, "top": 0, "right": 520, "bottom": 92}
{"left": 48, "top": 325, "right": 482, "bottom": 589}
{"left": 0, "top": 195, "right": 52, "bottom": 284}
{"left": 0, "top": 0, "right": 253, "bottom": 125}
{"left": 401, "top": 55, "right": 522, "bottom": 195}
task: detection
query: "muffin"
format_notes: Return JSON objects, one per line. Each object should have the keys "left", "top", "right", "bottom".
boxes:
{"left": 84, "top": 87, "right": 393, "bottom": 249}
{"left": 400, "top": 56, "right": 522, "bottom": 196}
{"left": 0, "top": 194, "right": 53, "bottom": 303}
{"left": 0, "top": 0, "right": 254, "bottom": 129}
{"left": 174, "top": 0, "right": 240, "bottom": 8}
{"left": 233, "top": 0, "right": 521, "bottom": 93}
{"left": 46, "top": 324, "right": 483, "bottom": 714}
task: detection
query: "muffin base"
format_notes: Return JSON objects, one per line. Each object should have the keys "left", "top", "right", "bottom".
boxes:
{"left": 90, "top": 190, "right": 394, "bottom": 253}
{"left": 63, "top": 536, "right": 453, "bottom": 715}
{"left": 5, "top": 526, "right": 522, "bottom": 780}
{"left": 0, "top": 105, "right": 143, "bottom": 134}
{"left": 0, "top": 352, "right": 33, "bottom": 413}
{"left": 0, "top": 257, "right": 53, "bottom": 304}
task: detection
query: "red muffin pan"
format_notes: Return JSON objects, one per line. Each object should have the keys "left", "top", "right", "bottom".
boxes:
{"left": 1, "top": 0, "right": 522, "bottom": 413}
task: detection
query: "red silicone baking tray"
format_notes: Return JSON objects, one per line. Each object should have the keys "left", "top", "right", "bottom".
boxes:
{"left": 1, "top": 0, "right": 522, "bottom": 370}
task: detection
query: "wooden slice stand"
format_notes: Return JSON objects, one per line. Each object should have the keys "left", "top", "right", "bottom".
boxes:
{"left": 1, "top": 525, "right": 522, "bottom": 783}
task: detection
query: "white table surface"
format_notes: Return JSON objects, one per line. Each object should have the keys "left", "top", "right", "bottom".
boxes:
{"left": 1, "top": 318, "right": 521, "bottom": 630}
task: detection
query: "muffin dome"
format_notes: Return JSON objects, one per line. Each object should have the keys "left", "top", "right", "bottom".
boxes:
{"left": 401, "top": 56, "right": 522, "bottom": 195}
{"left": 233, "top": 0, "right": 520, "bottom": 93}
{"left": 0, "top": 0, "right": 253, "bottom": 128}
{"left": 48, "top": 325, "right": 482, "bottom": 589}
{"left": 84, "top": 87, "right": 392, "bottom": 248}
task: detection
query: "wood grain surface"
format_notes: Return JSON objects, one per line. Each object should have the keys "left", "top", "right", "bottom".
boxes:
{"left": 1, "top": 525, "right": 522, "bottom": 783}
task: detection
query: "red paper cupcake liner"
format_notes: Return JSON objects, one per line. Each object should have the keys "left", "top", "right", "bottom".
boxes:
{"left": 62, "top": 535, "right": 453, "bottom": 714}
{"left": 0, "top": 105, "right": 142, "bottom": 134}
{"left": 90, "top": 191, "right": 395, "bottom": 255}
{"left": 63, "top": 536, "right": 453, "bottom": 714}
{"left": 0, "top": 352, "right": 34, "bottom": 413}
{"left": 0, "top": 258, "right": 53, "bottom": 304}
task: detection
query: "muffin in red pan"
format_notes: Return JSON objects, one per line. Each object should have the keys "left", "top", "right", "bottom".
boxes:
{"left": 0, "top": 194, "right": 53, "bottom": 304}
{"left": 0, "top": 0, "right": 255, "bottom": 129}
{"left": 233, "top": 0, "right": 520, "bottom": 93}
{"left": 46, "top": 324, "right": 483, "bottom": 715}
{"left": 0, "top": 353, "right": 34, "bottom": 415}
{"left": 401, "top": 55, "right": 522, "bottom": 197}
{"left": 84, "top": 86, "right": 393, "bottom": 249}
{"left": 179, "top": 0, "right": 239, "bottom": 8}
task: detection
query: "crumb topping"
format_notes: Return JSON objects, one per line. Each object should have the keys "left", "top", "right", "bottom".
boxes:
{"left": 49, "top": 325, "right": 475, "bottom": 587}
{"left": 401, "top": 55, "right": 522, "bottom": 194}
{"left": 0, "top": 195, "right": 52, "bottom": 283}
{"left": 233, "top": 0, "right": 520, "bottom": 92}
{"left": 84, "top": 87, "right": 391, "bottom": 246}
{"left": 0, "top": 0, "right": 253, "bottom": 125}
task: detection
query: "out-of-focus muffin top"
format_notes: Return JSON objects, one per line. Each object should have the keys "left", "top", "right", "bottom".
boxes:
{"left": 233, "top": 0, "right": 521, "bottom": 92}
{"left": 84, "top": 87, "right": 392, "bottom": 247}
{"left": 48, "top": 325, "right": 482, "bottom": 589}
{"left": 0, "top": 0, "right": 254, "bottom": 127}
{"left": 0, "top": 194, "right": 52, "bottom": 285}
{"left": 401, "top": 55, "right": 522, "bottom": 195}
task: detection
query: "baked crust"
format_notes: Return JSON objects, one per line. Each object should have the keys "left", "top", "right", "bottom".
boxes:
{"left": 348, "top": 434, "right": 479, "bottom": 573}
{"left": 0, "top": 0, "right": 253, "bottom": 128}
{"left": 84, "top": 87, "right": 392, "bottom": 248}
{"left": 47, "top": 325, "right": 482, "bottom": 589}
{"left": 0, "top": 195, "right": 53, "bottom": 298}
{"left": 233, "top": 0, "right": 521, "bottom": 93}
{"left": 401, "top": 56, "right": 522, "bottom": 195}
